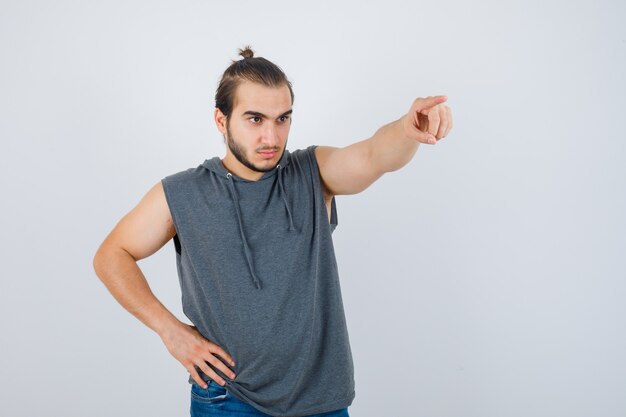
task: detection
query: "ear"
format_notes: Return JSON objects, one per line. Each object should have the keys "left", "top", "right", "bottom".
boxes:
{"left": 214, "top": 107, "right": 227, "bottom": 135}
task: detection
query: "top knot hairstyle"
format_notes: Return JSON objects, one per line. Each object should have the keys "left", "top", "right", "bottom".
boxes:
{"left": 238, "top": 46, "right": 254, "bottom": 59}
{"left": 215, "top": 45, "right": 295, "bottom": 118}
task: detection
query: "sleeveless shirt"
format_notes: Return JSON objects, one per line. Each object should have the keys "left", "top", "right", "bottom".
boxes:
{"left": 161, "top": 145, "right": 355, "bottom": 416}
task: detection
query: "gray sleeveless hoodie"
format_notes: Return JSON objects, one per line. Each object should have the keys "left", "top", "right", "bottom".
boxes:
{"left": 161, "top": 145, "right": 355, "bottom": 416}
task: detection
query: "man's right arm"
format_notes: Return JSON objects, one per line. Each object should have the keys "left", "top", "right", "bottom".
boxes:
{"left": 92, "top": 181, "right": 236, "bottom": 388}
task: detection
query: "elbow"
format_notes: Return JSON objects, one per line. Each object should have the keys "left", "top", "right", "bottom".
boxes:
{"left": 92, "top": 244, "right": 108, "bottom": 281}
{"left": 92, "top": 242, "right": 120, "bottom": 281}
{"left": 93, "top": 242, "right": 136, "bottom": 273}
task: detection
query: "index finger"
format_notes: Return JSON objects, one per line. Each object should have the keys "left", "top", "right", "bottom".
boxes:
{"left": 415, "top": 95, "right": 447, "bottom": 113}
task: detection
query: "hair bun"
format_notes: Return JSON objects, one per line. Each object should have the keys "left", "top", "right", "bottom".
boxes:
{"left": 238, "top": 45, "right": 254, "bottom": 59}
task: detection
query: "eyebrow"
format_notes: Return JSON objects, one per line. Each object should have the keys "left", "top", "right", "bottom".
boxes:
{"left": 241, "top": 109, "right": 293, "bottom": 119}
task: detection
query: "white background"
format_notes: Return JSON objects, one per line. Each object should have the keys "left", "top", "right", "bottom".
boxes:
{"left": 1, "top": 0, "right": 625, "bottom": 416}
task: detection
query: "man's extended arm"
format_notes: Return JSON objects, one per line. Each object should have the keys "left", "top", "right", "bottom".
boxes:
{"left": 92, "top": 182, "right": 236, "bottom": 388}
{"left": 315, "top": 95, "right": 452, "bottom": 197}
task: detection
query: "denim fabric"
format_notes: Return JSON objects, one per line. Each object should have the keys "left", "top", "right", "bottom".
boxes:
{"left": 190, "top": 379, "right": 350, "bottom": 417}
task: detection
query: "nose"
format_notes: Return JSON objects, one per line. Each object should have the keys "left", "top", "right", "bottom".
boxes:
{"left": 261, "top": 123, "right": 280, "bottom": 148}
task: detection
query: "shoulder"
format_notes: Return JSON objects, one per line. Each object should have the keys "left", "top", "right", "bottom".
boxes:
{"left": 290, "top": 144, "right": 335, "bottom": 170}
{"left": 288, "top": 145, "right": 317, "bottom": 163}
{"left": 162, "top": 165, "right": 203, "bottom": 183}
{"left": 160, "top": 165, "right": 208, "bottom": 209}
{"left": 290, "top": 145, "right": 336, "bottom": 201}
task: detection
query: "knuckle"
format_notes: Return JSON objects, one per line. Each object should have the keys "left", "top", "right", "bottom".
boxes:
{"left": 193, "top": 343, "right": 206, "bottom": 354}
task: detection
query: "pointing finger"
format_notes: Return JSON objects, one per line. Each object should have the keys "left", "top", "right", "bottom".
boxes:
{"left": 415, "top": 95, "right": 447, "bottom": 113}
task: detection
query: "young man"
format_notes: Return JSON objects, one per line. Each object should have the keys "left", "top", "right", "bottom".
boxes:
{"left": 93, "top": 46, "right": 453, "bottom": 417}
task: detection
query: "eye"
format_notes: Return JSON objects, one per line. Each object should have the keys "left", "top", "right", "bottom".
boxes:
{"left": 279, "top": 115, "right": 291, "bottom": 122}
{"left": 249, "top": 116, "right": 262, "bottom": 123}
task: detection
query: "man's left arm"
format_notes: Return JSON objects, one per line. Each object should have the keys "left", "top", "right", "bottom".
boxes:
{"left": 315, "top": 95, "right": 453, "bottom": 198}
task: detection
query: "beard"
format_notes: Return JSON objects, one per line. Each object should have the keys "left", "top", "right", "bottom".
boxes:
{"left": 225, "top": 121, "right": 286, "bottom": 173}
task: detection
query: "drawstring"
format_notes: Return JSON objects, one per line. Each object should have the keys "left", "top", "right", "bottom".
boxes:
{"left": 226, "top": 172, "right": 263, "bottom": 290}
{"left": 276, "top": 164, "right": 296, "bottom": 232}
{"left": 225, "top": 165, "right": 297, "bottom": 290}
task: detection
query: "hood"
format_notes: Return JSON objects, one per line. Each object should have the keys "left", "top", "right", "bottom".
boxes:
{"left": 200, "top": 149, "right": 295, "bottom": 290}
{"left": 201, "top": 148, "right": 291, "bottom": 182}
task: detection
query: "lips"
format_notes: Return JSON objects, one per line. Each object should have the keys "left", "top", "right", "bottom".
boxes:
{"left": 258, "top": 151, "right": 277, "bottom": 159}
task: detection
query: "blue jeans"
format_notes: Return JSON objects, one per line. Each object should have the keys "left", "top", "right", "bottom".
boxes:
{"left": 190, "top": 379, "right": 350, "bottom": 417}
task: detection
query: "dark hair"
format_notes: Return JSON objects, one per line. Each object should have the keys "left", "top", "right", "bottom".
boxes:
{"left": 215, "top": 45, "right": 295, "bottom": 118}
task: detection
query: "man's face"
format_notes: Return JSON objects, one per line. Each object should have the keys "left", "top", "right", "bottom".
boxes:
{"left": 221, "top": 80, "right": 292, "bottom": 174}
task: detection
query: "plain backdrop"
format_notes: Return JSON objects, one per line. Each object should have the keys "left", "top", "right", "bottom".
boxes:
{"left": 1, "top": 0, "right": 624, "bottom": 416}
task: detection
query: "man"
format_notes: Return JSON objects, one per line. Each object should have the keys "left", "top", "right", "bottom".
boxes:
{"left": 93, "top": 46, "right": 453, "bottom": 417}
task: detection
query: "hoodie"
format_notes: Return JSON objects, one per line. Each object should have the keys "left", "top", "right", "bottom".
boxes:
{"left": 160, "top": 145, "right": 355, "bottom": 417}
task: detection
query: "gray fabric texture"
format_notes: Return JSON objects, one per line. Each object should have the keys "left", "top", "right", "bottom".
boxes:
{"left": 161, "top": 145, "right": 355, "bottom": 417}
